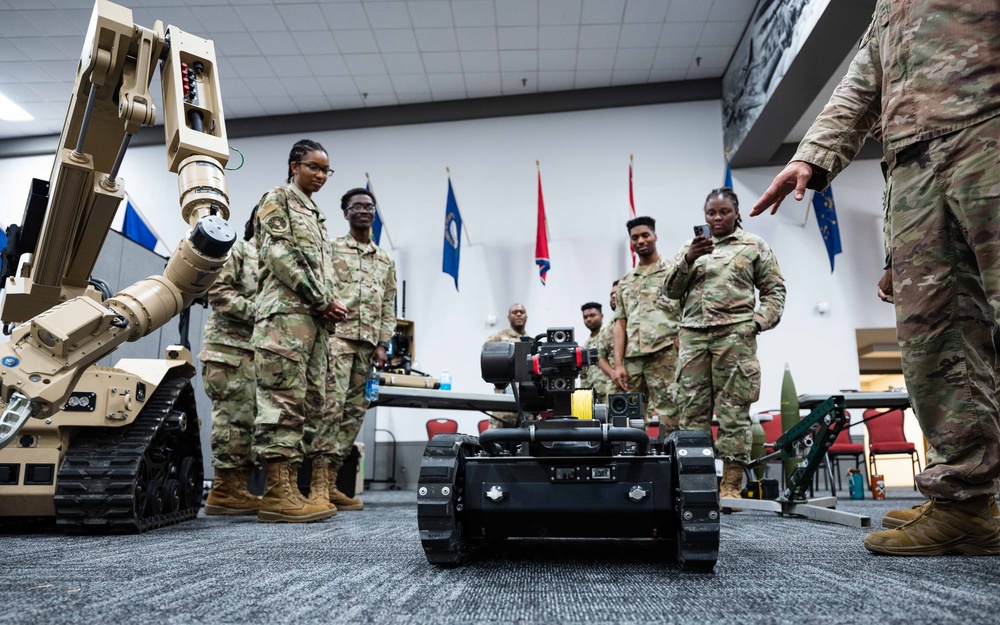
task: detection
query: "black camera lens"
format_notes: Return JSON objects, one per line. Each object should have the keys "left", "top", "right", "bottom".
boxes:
{"left": 552, "top": 330, "right": 568, "bottom": 343}
{"left": 610, "top": 396, "right": 628, "bottom": 414}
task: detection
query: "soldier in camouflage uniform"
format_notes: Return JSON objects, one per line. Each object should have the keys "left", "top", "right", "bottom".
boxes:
{"left": 580, "top": 302, "right": 612, "bottom": 403}
{"left": 665, "top": 189, "right": 785, "bottom": 505}
{"left": 753, "top": 0, "right": 1000, "bottom": 555}
{"left": 304, "top": 187, "right": 397, "bottom": 511}
{"left": 251, "top": 139, "right": 343, "bottom": 524}
{"left": 200, "top": 212, "right": 261, "bottom": 515}
{"left": 486, "top": 304, "right": 528, "bottom": 428}
{"left": 595, "top": 281, "right": 619, "bottom": 400}
{"left": 612, "top": 217, "right": 680, "bottom": 431}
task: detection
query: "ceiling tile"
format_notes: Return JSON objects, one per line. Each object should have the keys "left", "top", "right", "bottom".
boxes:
{"left": 50, "top": 36, "right": 86, "bottom": 60}
{"left": 19, "top": 8, "right": 79, "bottom": 37}
{"left": 0, "top": 82, "right": 41, "bottom": 104}
{"left": 218, "top": 77, "right": 253, "bottom": 99}
{"left": 4, "top": 61, "right": 56, "bottom": 83}
{"left": 390, "top": 73, "right": 430, "bottom": 93}
{"left": 427, "top": 72, "right": 465, "bottom": 93}
{"left": 397, "top": 91, "right": 431, "bottom": 104}
{"left": 237, "top": 5, "right": 287, "bottom": 32}
{"left": 279, "top": 4, "right": 331, "bottom": 31}
{"left": 334, "top": 29, "right": 380, "bottom": 54}
{"left": 581, "top": 0, "right": 624, "bottom": 25}
{"left": 344, "top": 53, "right": 388, "bottom": 75}
{"left": 498, "top": 26, "right": 537, "bottom": 50}
{"left": 211, "top": 32, "right": 262, "bottom": 56}
{"left": 190, "top": 6, "right": 247, "bottom": 33}
{"left": 451, "top": 0, "right": 494, "bottom": 27}
{"left": 539, "top": 48, "right": 576, "bottom": 71}
{"left": 499, "top": 50, "right": 537, "bottom": 72}
{"left": 382, "top": 52, "right": 425, "bottom": 74}
{"left": 579, "top": 24, "right": 619, "bottom": 48}
{"left": 464, "top": 71, "right": 501, "bottom": 93}
{"left": 699, "top": 21, "right": 746, "bottom": 47}
{"left": 306, "top": 55, "right": 351, "bottom": 76}
{"left": 328, "top": 94, "right": 365, "bottom": 108}
{"left": 456, "top": 27, "right": 498, "bottom": 51}
{"left": 692, "top": 45, "right": 735, "bottom": 71}
{"left": 460, "top": 50, "right": 500, "bottom": 73}
{"left": 230, "top": 55, "right": 276, "bottom": 78}
{"left": 539, "top": 0, "right": 581, "bottom": 26}
{"left": 318, "top": 76, "right": 361, "bottom": 97}
{"left": 0, "top": 39, "right": 28, "bottom": 62}
{"left": 295, "top": 31, "right": 337, "bottom": 54}
{"left": 364, "top": 2, "right": 412, "bottom": 29}
{"left": 619, "top": 23, "right": 661, "bottom": 48}
{"left": 501, "top": 70, "right": 536, "bottom": 92}
{"left": 279, "top": 75, "right": 323, "bottom": 96}
{"left": 574, "top": 69, "right": 611, "bottom": 88}
{"left": 614, "top": 47, "right": 655, "bottom": 71}
{"left": 666, "top": 0, "right": 713, "bottom": 23}
{"left": 538, "top": 25, "right": 578, "bottom": 50}
{"left": 659, "top": 21, "right": 704, "bottom": 47}
{"left": 537, "top": 69, "right": 575, "bottom": 90}
{"left": 251, "top": 31, "right": 299, "bottom": 56}
{"left": 268, "top": 55, "right": 315, "bottom": 78}
{"left": 321, "top": 3, "right": 371, "bottom": 29}
{"left": 415, "top": 28, "right": 459, "bottom": 52}
{"left": 407, "top": 0, "right": 452, "bottom": 28}
{"left": 652, "top": 46, "right": 695, "bottom": 70}
{"left": 362, "top": 93, "right": 399, "bottom": 106}
{"left": 256, "top": 95, "right": 298, "bottom": 115}
{"left": 0, "top": 11, "right": 41, "bottom": 37}
{"left": 430, "top": 91, "right": 465, "bottom": 102}
{"left": 22, "top": 81, "right": 66, "bottom": 101}
{"left": 296, "top": 95, "right": 334, "bottom": 113}
{"left": 354, "top": 74, "right": 395, "bottom": 94}
{"left": 685, "top": 64, "right": 718, "bottom": 79}
{"left": 611, "top": 69, "right": 648, "bottom": 85}
{"left": 495, "top": 0, "right": 537, "bottom": 27}
{"left": 35, "top": 60, "right": 75, "bottom": 82}
{"left": 709, "top": 0, "right": 756, "bottom": 23}
{"left": 375, "top": 29, "right": 420, "bottom": 53}
{"left": 576, "top": 48, "right": 615, "bottom": 71}
{"left": 221, "top": 97, "right": 266, "bottom": 117}
{"left": 421, "top": 51, "right": 462, "bottom": 73}
{"left": 624, "top": 0, "right": 669, "bottom": 23}
{"left": 9, "top": 36, "right": 71, "bottom": 61}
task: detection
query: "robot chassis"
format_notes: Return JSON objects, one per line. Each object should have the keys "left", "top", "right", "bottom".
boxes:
{"left": 417, "top": 328, "right": 721, "bottom": 572}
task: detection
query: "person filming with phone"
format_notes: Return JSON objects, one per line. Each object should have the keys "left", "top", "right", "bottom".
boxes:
{"left": 664, "top": 188, "right": 786, "bottom": 507}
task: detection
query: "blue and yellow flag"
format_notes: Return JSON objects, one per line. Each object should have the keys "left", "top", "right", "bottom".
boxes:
{"left": 442, "top": 178, "right": 462, "bottom": 291}
{"left": 366, "top": 178, "right": 383, "bottom": 246}
{"left": 724, "top": 158, "right": 733, "bottom": 188}
{"left": 123, "top": 199, "right": 158, "bottom": 252}
{"left": 812, "top": 185, "right": 842, "bottom": 272}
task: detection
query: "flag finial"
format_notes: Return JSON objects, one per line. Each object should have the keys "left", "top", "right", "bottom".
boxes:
{"left": 446, "top": 166, "right": 450, "bottom": 174}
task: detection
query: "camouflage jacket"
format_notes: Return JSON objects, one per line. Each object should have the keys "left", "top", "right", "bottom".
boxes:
{"left": 664, "top": 229, "right": 785, "bottom": 332}
{"left": 596, "top": 321, "right": 615, "bottom": 363}
{"left": 486, "top": 327, "right": 525, "bottom": 344}
{"left": 614, "top": 257, "right": 679, "bottom": 357}
{"left": 794, "top": 0, "right": 1000, "bottom": 183}
{"left": 582, "top": 326, "right": 612, "bottom": 391}
{"left": 253, "top": 184, "right": 336, "bottom": 319}
{"left": 201, "top": 238, "right": 258, "bottom": 351}
{"left": 331, "top": 234, "right": 397, "bottom": 345}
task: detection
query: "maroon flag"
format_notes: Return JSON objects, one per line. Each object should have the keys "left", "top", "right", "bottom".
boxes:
{"left": 535, "top": 165, "right": 550, "bottom": 285}
{"left": 628, "top": 156, "right": 637, "bottom": 268}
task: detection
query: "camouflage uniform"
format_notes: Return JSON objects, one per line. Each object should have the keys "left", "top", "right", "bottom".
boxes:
{"left": 252, "top": 184, "right": 337, "bottom": 462}
{"left": 595, "top": 322, "right": 617, "bottom": 400}
{"left": 793, "top": 0, "right": 1000, "bottom": 500}
{"left": 614, "top": 258, "right": 680, "bottom": 429}
{"left": 486, "top": 327, "right": 526, "bottom": 428}
{"left": 199, "top": 239, "right": 259, "bottom": 470}
{"left": 305, "top": 234, "right": 396, "bottom": 476}
{"left": 581, "top": 326, "right": 613, "bottom": 403}
{"left": 664, "top": 229, "right": 785, "bottom": 463}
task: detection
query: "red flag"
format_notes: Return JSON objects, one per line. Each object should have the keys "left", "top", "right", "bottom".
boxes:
{"left": 629, "top": 158, "right": 637, "bottom": 268}
{"left": 535, "top": 169, "right": 550, "bottom": 285}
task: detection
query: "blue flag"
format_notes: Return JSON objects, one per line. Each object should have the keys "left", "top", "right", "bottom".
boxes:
{"left": 367, "top": 179, "right": 383, "bottom": 246}
{"left": 724, "top": 158, "right": 733, "bottom": 188}
{"left": 812, "top": 185, "right": 842, "bottom": 272}
{"left": 123, "top": 200, "right": 157, "bottom": 252}
{"left": 442, "top": 178, "right": 462, "bottom": 291}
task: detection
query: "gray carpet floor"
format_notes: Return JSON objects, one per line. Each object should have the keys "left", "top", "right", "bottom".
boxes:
{"left": 2, "top": 487, "right": 998, "bottom": 625}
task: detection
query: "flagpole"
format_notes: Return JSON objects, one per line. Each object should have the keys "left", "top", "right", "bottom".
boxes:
{"left": 447, "top": 166, "right": 473, "bottom": 246}
{"left": 801, "top": 192, "right": 812, "bottom": 227}
{"left": 364, "top": 171, "right": 394, "bottom": 248}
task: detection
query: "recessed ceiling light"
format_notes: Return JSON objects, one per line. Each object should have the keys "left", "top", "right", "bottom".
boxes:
{"left": 0, "top": 91, "right": 33, "bottom": 122}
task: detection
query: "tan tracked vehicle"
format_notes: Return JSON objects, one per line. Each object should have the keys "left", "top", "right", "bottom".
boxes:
{"left": 0, "top": 0, "right": 235, "bottom": 532}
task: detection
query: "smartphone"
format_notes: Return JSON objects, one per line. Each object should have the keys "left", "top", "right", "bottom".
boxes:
{"left": 693, "top": 224, "right": 711, "bottom": 239}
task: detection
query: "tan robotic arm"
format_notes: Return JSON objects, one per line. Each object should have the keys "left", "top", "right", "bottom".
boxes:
{"left": 0, "top": 0, "right": 236, "bottom": 448}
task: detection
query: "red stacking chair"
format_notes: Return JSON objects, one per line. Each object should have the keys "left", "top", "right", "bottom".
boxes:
{"left": 426, "top": 418, "right": 458, "bottom": 440}
{"left": 826, "top": 412, "right": 865, "bottom": 491}
{"left": 863, "top": 408, "right": 921, "bottom": 490}
{"left": 478, "top": 419, "right": 490, "bottom": 434}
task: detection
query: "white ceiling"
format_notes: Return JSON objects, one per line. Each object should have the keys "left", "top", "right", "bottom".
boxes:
{"left": 0, "top": 0, "right": 757, "bottom": 141}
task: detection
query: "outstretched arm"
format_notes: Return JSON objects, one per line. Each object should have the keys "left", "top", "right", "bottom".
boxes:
{"left": 750, "top": 161, "right": 815, "bottom": 217}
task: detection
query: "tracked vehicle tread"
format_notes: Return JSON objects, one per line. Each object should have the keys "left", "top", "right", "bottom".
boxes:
{"left": 53, "top": 375, "right": 203, "bottom": 533}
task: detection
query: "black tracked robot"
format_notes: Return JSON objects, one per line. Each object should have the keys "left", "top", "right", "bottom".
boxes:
{"left": 416, "top": 327, "right": 720, "bottom": 571}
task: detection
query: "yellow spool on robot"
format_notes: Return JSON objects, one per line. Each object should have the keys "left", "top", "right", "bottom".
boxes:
{"left": 570, "top": 389, "right": 594, "bottom": 420}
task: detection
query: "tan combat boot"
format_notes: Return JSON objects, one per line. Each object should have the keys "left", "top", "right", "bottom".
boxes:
{"left": 306, "top": 459, "right": 337, "bottom": 512}
{"left": 329, "top": 467, "right": 364, "bottom": 511}
{"left": 719, "top": 461, "right": 744, "bottom": 513}
{"left": 204, "top": 467, "right": 260, "bottom": 515}
{"left": 864, "top": 495, "right": 1000, "bottom": 555}
{"left": 258, "top": 461, "right": 337, "bottom": 523}
{"left": 882, "top": 496, "right": 1000, "bottom": 528}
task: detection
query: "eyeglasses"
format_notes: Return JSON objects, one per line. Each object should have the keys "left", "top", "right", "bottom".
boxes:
{"left": 296, "top": 161, "right": 334, "bottom": 176}
{"left": 347, "top": 203, "right": 376, "bottom": 213}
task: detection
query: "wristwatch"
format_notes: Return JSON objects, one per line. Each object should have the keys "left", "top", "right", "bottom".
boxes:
{"left": 377, "top": 341, "right": 390, "bottom": 350}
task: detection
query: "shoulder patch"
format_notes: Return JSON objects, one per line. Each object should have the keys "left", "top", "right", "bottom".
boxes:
{"left": 258, "top": 201, "right": 280, "bottom": 221}
{"left": 263, "top": 211, "right": 290, "bottom": 235}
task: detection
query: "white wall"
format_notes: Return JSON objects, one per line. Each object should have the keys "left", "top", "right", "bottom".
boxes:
{"left": 0, "top": 99, "right": 895, "bottom": 442}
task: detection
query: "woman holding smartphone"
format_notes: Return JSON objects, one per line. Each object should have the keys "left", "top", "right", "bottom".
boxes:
{"left": 664, "top": 187, "right": 786, "bottom": 507}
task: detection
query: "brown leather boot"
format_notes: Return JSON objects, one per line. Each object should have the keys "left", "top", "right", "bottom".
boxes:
{"left": 205, "top": 467, "right": 260, "bottom": 515}
{"left": 306, "top": 459, "right": 337, "bottom": 512}
{"left": 257, "top": 461, "right": 337, "bottom": 523}
{"left": 329, "top": 468, "right": 364, "bottom": 511}
{"left": 719, "top": 461, "right": 744, "bottom": 512}
{"left": 883, "top": 496, "right": 1000, "bottom": 528}
{"left": 865, "top": 495, "right": 1000, "bottom": 555}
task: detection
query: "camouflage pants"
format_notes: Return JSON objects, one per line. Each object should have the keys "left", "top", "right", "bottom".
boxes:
{"left": 580, "top": 367, "right": 611, "bottom": 404}
{"left": 305, "top": 336, "right": 375, "bottom": 475}
{"left": 623, "top": 346, "right": 678, "bottom": 430}
{"left": 675, "top": 322, "right": 760, "bottom": 464}
{"left": 252, "top": 313, "right": 328, "bottom": 462}
{"left": 200, "top": 344, "right": 256, "bottom": 469}
{"left": 889, "top": 115, "right": 1000, "bottom": 500}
